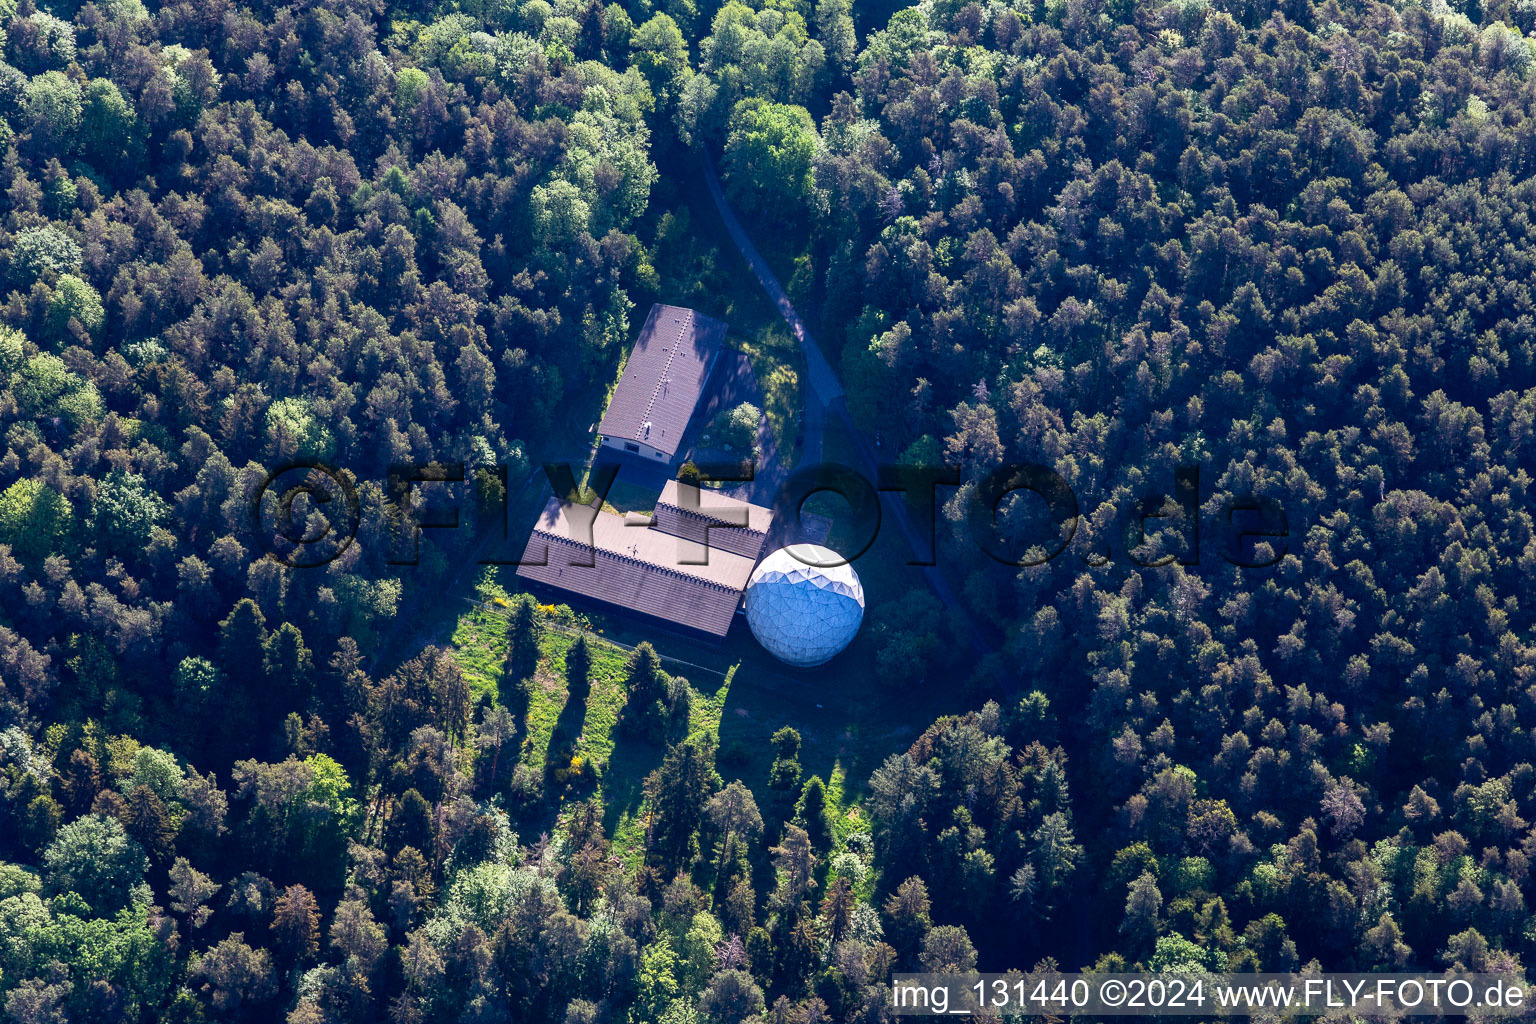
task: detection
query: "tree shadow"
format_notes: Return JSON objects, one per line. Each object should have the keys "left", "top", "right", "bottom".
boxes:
{"left": 498, "top": 665, "right": 531, "bottom": 723}
{"left": 715, "top": 658, "right": 854, "bottom": 787}
{"left": 600, "top": 725, "right": 670, "bottom": 841}
{"left": 545, "top": 661, "right": 592, "bottom": 779}
{"left": 712, "top": 626, "right": 969, "bottom": 838}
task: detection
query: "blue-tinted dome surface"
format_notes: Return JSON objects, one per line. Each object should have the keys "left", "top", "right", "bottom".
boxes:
{"left": 744, "top": 545, "right": 864, "bottom": 667}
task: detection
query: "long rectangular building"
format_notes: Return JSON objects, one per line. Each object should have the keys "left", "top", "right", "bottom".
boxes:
{"left": 516, "top": 483, "right": 773, "bottom": 638}
{"left": 598, "top": 304, "right": 726, "bottom": 462}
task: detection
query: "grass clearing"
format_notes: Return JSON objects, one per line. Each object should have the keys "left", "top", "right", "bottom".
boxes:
{"left": 433, "top": 177, "right": 975, "bottom": 853}
{"left": 449, "top": 563, "right": 964, "bottom": 858}
{"left": 419, "top": 149, "right": 968, "bottom": 864}
{"left": 450, "top": 574, "right": 746, "bottom": 861}
{"left": 670, "top": 161, "right": 784, "bottom": 335}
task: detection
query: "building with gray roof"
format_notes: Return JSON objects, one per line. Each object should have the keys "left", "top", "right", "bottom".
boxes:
{"left": 515, "top": 482, "right": 774, "bottom": 638}
{"left": 597, "top": 304, "right": 726, "bottom": 463}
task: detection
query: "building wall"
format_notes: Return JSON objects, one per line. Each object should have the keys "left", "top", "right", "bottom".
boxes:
{"left": 602, "top": 436, "right": 668, "bottom": 461}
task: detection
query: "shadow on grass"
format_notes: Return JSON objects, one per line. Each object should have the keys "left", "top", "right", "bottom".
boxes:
{"left": 714, "top": 657, "right": 864, "bottom": 795}
{"left": 498, "top": 665, "right": 531, "bottom": 724}
{"left": 550, "top": 659, "right": 591, "bottom": 745}
{"left": 601, "top": 725, "right": 670, "bottom": 848}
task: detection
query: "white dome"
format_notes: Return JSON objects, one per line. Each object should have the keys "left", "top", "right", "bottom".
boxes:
{"left": 744, "top": 545, "right": 864, "bottom": 667}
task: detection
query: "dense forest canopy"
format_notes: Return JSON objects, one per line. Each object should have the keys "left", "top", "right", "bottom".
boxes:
{"left": 2, "top": 0, "right": 1536, "bottom": 1017}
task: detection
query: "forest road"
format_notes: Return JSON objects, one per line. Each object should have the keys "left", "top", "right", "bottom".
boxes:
{"left": 701, "top": 154, "right": 997, "bottom": 658}
{"left": 700, "top": 155, "right": 845, "bottom": 407}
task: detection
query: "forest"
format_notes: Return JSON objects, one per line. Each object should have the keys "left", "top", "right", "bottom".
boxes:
{"left": 2, "top": 0, "right": 1536, "bottom": 1018}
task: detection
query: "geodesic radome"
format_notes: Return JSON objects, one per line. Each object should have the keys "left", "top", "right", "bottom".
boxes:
{"left": 744, "top": 544, "right": 864, "bottom": 667}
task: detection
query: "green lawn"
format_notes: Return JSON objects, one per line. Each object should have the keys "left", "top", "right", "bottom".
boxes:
{"left": 447, "top": 535, "right": 970, "bottom": 863}
{"left": 450, "top": 575, "right": 738, "bottom": 861}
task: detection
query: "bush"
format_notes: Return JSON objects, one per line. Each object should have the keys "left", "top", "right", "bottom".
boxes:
{"left": 29, "top": 13, "right": 77, "bottom": 64}
{"left": 42, "top": 814, "right": 148, "bottom": 913}
{"left": 264, "top": 396, "right": 335, "bottom": 459}
{"left": 90, "top": 469, "right": 170, "bottom": 551}
{"left": 0, "top": 62, "right": 26, "bottom": 116}
{"left": 723, "top": 99, "right": 819, "bottom": 218}
{"left": 708, "top": 401, "right": 761, "bottom": 450}
{"left": 79, "top": 79, "right": 144, "bottom": 172}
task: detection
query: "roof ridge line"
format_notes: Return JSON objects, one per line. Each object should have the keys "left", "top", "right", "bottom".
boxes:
{"left": 633, "top": 309, "right": 690, "bottom": 441}
{"left": 655, "top": 500, "right": 767, "bottom": 533}
{"left": 535, "top": 529, "right": 738, "bottom": 593}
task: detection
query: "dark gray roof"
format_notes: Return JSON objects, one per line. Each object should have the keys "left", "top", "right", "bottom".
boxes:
{"left": 518, "top": 532, "right": 744, "bottom": 636}
{"left": 515, "top": 488, "right": 773, "bottom": 637}
{"left": 597, "top": 304, "right": 725, "bottom": 458}
{"left": 651, "top": 480, "right": 772, "bottom": 559}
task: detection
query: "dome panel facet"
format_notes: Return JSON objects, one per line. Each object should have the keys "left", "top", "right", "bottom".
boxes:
{"left": 744, "top": 545, "right": 864, "bottom": 667}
